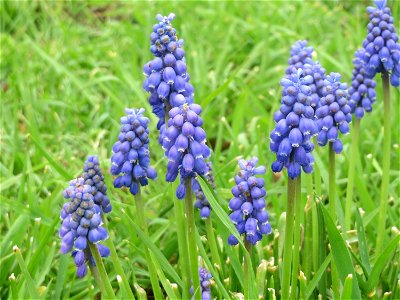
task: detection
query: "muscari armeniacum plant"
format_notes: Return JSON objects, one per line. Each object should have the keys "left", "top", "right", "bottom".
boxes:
{"left": 110, "top": 108, "right": 163, "bottom": 299}
{"left": 346, "top": 50, "right": 377, "bottom": 228}
{"left": 360, "top": 0, "right": 400, "bottom": 254}
{"left": 143, "top": 13, "right": 211, "bottom": 299}
{"left": 270, "top": 56, "right": 320, "bottom": 298}
{"left": 227, "top": 157, "right": 272, "bottom": 299}
{"left": 60, "top": 177, "right": 115, "bottom": 298}
{"left": 190, "top": 267, "right": 213, "bottom": 300}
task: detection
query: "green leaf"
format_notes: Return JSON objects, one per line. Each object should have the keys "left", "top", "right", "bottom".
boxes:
{"left": 122, "top": 210, "right": 184, "bottom": 288}
{"left": 341, "top": 274, "right": 353, "bottom": 300}
{"left": 198, "top": 176, "right": 257, "bottom": 300}
{"left": 305, "top": 253, "right": 332, "bottom": 299}
{"left": 354, "top": 209, "right": 371, "bottom": 275}
{"left": 317, "top": 200, "right": 362, "bottom": 299}
{"left": 367, "top": 235, "right": 400, "bottom": 292}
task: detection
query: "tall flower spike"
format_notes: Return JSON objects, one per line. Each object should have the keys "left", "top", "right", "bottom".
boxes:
{"left": 270, "top": 69, "right": 318, "bottom": 179}
{"left": 362, "top": 0, "right": 400, "bottom": 86}
{"left": 164, "top": 103, "right": 211, "bottom": 198}
{"left": 110, "top": 108, "right": 157, "bottom": 195}
{"left": 190, "top": 267, "right": 212, "bottom": 300}
{"left": 315, "top": 73, "right": 352, "bottom": 154}
{"left": 82, "top": 156, "right": 112, "bottom": 213}
{"left": 59, "top": 178, "right": 110, "bottom": 278}
{"left": 348, "top": 49, "right": 377, "bottom": 119}
{"left": 143, "top": 13, "right": 195, "bottom": 143}
{"left": 193, "top": 162, "right": 216, "bottom": 219}
{"left": 227, "top": 158, "right": 272, "bottom": 246}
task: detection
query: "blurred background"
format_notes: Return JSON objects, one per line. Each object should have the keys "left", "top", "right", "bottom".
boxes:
{"left": 1, "top": 1, "right": 399, "bottom": 298}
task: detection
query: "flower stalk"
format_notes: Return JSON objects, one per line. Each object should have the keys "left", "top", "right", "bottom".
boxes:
{"left": 376, "top": 71, "right": 391, "bottom": 255}
{"left": 184, "top": 178, "right": 201, "bottom": 300}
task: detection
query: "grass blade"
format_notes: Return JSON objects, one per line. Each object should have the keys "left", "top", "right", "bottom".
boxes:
{"left": 305, "top": 253, "right": 332, "bottom": 299}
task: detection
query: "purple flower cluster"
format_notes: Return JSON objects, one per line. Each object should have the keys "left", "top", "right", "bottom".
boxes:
{"left": 143, "top": 14, "right": 195, "bottom": 142}
{"left": 111, "top": 108, "right": 157, "bottom": 195}
{"left": 348, "top": 49, "right": 377, "bottom": 119}
{"left": 270, "top": 69, "right": 318, "bottom": 179}
{"left": 163, "top": 103, "right": 211, "bottom": 199}
{"left": 193, "top": 162, "right": 215, "bottom": 219}
{"left": 362, "top": 0, "right": 400, "bottom": 86}
{"left": 228, "top": 158, "right": 272, "bottom": 246}
{"left": 190, "top": 267, "right": 212, "bottom": 300}
{"left": 315, "top": 73, "right": 352, "bottom": 153}
{"left": 82, "top": 156, "right": 112, "bottom": 213}
{"left": 59, "top": 178, "right": 110, "bottom": 277}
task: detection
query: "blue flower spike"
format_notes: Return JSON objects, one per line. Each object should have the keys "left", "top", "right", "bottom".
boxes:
{"left": 228, "top": 157, "right": 272, "bottom": 246}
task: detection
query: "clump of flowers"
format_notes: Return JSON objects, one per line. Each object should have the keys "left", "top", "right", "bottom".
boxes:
{"left": 348, "top": 49, "right": 377, "bottom": 119}
{"left": 59, "top": 178, "right": 110, "bottom": 277}
{"left": 228, "top": 158, "right": 272, "bottom": 246}
{"left": 110, "top": 108, "right": 157, "bottom": 195}
{"left": 143, "top": 13, "right": 195, "bottom": 142}
{"left": 82, "top": 156, "right": 112, "bottom": 213}
{"left": 193, "top": 162, "right": 215, "bottom": 219}
{"left": 163, "top": 103, "right": 211, "bottom": 198}
{"left": 315, "top": 73, "right": 352, "bottom": 153}
{"left": 362, "top": 0, "right": 400, "bottom": 86}
{"left": 270, "top": 69, "right": 318, "bottom": 179}
{"left": 190, "top": 267, "right": 212, "bottom": 300}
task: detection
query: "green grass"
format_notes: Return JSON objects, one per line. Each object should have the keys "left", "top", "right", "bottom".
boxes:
{"left": 1, "top": 1, "right": 399, "bottom": 299}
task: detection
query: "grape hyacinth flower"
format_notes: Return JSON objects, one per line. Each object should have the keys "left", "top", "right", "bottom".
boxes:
{"left": 348, "top": 49, "right": 377, "bottom": 119}
{"left": 315, "top": 72, "right": 352, "bottom": 153}
{"left": 143, "top": 13, "right": 195, "bottom": 142}
{"left": 190, "top": 267, "right": 212, "bottom": 300}
{"left": 59, "top": 178, "right": 110, "bottom": 277}
{"left": 270, "top": 69, "right": 318, "bottom": 179}
{"left": 82, "top": 156, "right": 112, "bottom": 213}
{"left": 227, "top": 158, "right": 272, "bottom": 246}
{"left": 110, "top": 108, "right": 157, "bottom": 195}
{"left": 362, "top": 0, "right": 400, "bottom": 86}
{"left": 193, "top": 162, "right": 215, "bottom": 219}
{"left": 164, "top": 103, "right": 211, "bottom": 198}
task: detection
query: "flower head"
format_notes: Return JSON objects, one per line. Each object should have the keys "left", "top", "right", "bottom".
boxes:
{"left": 193, "top": 162, "right": 216, "bottom": 219}
{"left": 286, "top": 40, "right": 315, "bottom": 75}
{"left": 82, "top": 156, "right": 112, "bottom": 213}
{"left": 59, "top": 178, "right": 109, "bottom": 277}
{"left": 190, "top": 267, "right": 212, "bottom": 300}
{"left": 362, "top": 0, "right": 400, "bottom": 86}
{"left": 348, "top": 49, "right": 377, "bottom": 119}
{"left": 164, "top": 103, "right": 211, "bottom": 198}
{"left": 315, "top": 73, "right": 352, "bottom": 153}
{"left": 227, "top": 158, "right": 272, "bottom": 246}
{"left": 144, "top": 14, "right": 195, "bottom": 142}
{"left": 110, "top": 108, "right": 157, "bottom": 195}
{"left": 270, "top": 69, "right": 318, "bottom": 179}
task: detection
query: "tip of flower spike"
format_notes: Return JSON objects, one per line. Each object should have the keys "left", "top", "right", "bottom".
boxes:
{"left": 373, "top": 0, "right": 386, "bottom": 9}
{"left": 156, "top": 13, "right": 176, "bottom": 23}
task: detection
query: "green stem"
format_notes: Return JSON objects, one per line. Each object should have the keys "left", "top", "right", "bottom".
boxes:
{"left": 184, "top": 179, "right": 201, "bottom": 300}
{"left": 290, "top": 175, "right": 302, "bottom": 300}
{"left": 376, "top": 71, "right": 391, "bottom": 255}
{"left": 174, "top": 196, "right": 191, "bottom": 299}
{"left": 281, "top": 176, "right": 296, "bottom": 300}
{"left": 303, "top": 174, "right": 313, "bottom": 279}
{"left": 328, "top": 142, "right": 340, "bottom": 298}
{"left": 243, "top": 240, "right": 252, "bottom": 300}
{"left": 102, "top": 217, "right": 136, "bottom": 299}
{"left": 345, "top": 119, "right": 360, "bottom": 231}
{"left": 205, "top": 217, "right": 223, "bottom": 275}
{"left": 134, "top": 188, "right": 164, "bottom": 300}
{"left": 88, "top": 242, "right": 116, "bottom": 299}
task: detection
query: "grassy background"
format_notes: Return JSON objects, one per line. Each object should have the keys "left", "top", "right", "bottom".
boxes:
{"left": 1, "top": 1, "right": 399, "bottom": 299}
